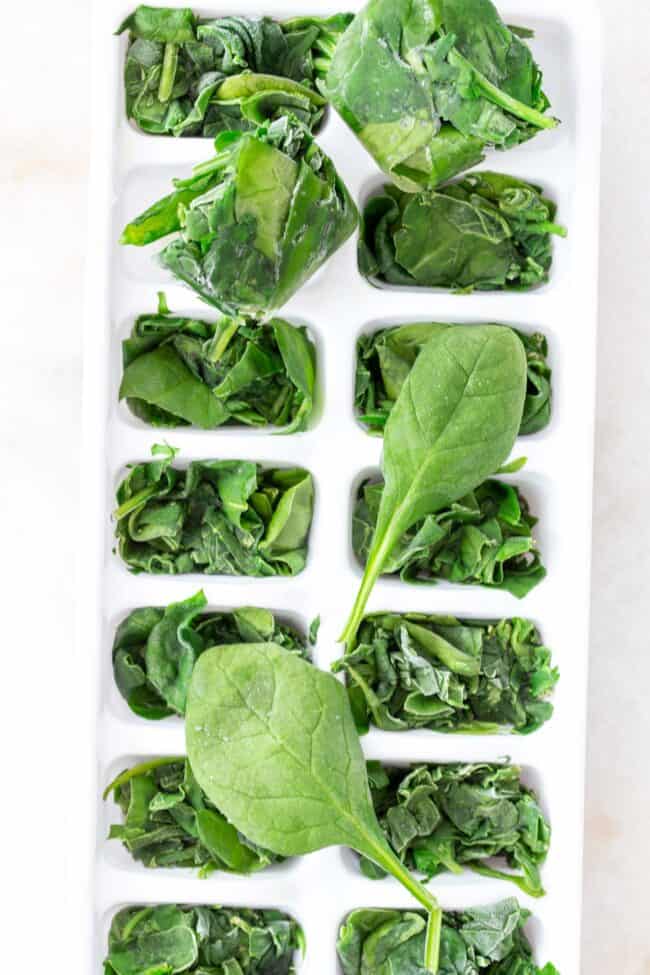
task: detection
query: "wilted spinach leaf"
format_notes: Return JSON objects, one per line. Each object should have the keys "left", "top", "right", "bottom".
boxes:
{"left": 356, "top": 323, "right": 551, "bottom": 437}
{"left": 120, "top": 293, "right": 316, "bottom": 432}
{"left": 359, "top": 173, "right": 566, "bottom": 292}
{"left": 323, "top": 0, "right": 557, "bottom": 190}
{"left": 337, "top": 900, "right": 559, "bottom": 975}
{"left": 114, "top": 444, "right": 314, "bottom": 576}
{"left": 353, "top": 475, "right": 546, "bottom": 598}
{"left": 360, "top": 761, "right": 550, "bottom": 897}
{"left": 118, "top": 6, "right": 352, "bottom": 137}
{"left": 105, "top": 904, "right": 301, "bottom": 975}
{"left": 121, "top": 117, "right": 358, "bottom": 316}
{"left": 333, "top": 612, "right": 558, "bottom": 734}
{"left": 113, "top": 589, "right": 308, "bottom": 718}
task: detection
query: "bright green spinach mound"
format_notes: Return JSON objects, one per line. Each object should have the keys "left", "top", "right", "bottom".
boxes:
{"left": 120, "top": 294, "right": 316, "bottom": 432}
{"left": 337, "top": 900, "right": 559, "bottom": 975}
{"left": 360, "top": 761, "right": 550, "bottom": 897}
{"left": 112, "top": 590, "right": 308, "bottom": 718}
{"left": 105, "top": 905, "right": 301, "bottom": 975}
{"left": 118, "top": 6, "right": 352, "bottom": 136}
{"left": 114, "top": 445, "right": 313, "bottom": 576}
{"left": 334, "top": 612, "right": 558, "bottom": 734}
{"left": 356, "top": 323, "right": 551, "bottom": 436}
{"left": 121, "top": 117, "right": 358, "bottom": 315}
{"left": 359, "top": 174, "right": 566, "bottom": 291}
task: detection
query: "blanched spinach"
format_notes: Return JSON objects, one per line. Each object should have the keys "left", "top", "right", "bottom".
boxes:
{"left": 359, "top": 174, "right": 566, "bottom": 292}
{"left": 121, "top": 117, "right": 358, "bottom": 316}
{"left": 323, "top": 0, "right": 557, "bottom": 190}
{"left": 120, "top": 294, "right": 316, "bottom": 432}
{"left": 118, "top": 6, "right": 352, "bottom": 137}
{"left": 337, "top": 900, "right": 559, "bottom": 975}
{"left": 114, "top": 445, "right": 313, "bottom": 576}
{"left": 361, "top": 761, "right": 550, "bottom": 897}
{"left": 105, "top": 756, "right": 284, "bottom": 874}
{"left": 356, "top": 323, "right": 551, "bottom": 437}
{"left": 353, "top": 475, "right": 545, "bottom": 597}
{"left": 333, "top": 612, "right": 557, "bottom": 734}
{"left": 105, "top": 904, "right": 301, "bottom": 975}
{"left": 113, "top": 590, "right": 308, "bottom": 718}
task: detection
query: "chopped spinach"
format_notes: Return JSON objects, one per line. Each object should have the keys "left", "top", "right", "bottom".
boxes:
{"left": 121, "top": 117, "right": 358, "bottom": 316}
{"left": 105, "top": 904, "right": 301, "bottom": 975}
{"left": 353, "top": 476, "right": 546, "bottom": 598}
{"left": 361, "top": 761, "right": 550, "bottom": 897}
{"left": 333, "top": 612, "right": 558, "bottom": 734}
{"left": 359, "top": 174, "right": 566, "bottom": 292}
{"left": 114, "top": 444, "right": 314, "bottom": 576}
{"left": 120, "top": 294, "right": 316, "bottom": 432}
{"left": 337, "top": 900, "right": 559, "bottom": 975}
{"left": 105, "top": 756, "right": 285, "bottom": 874}
{"left": 322, "top": 0, "right": 558, "bottom": 190}
{"left": 113, "top": 590, "right": 308, "bottom": 718}
{"left": 118, "top": 6, "right": 352, "bottom": 137}
{"left": 356, "top": 323, "right": 551, "bottom": 437}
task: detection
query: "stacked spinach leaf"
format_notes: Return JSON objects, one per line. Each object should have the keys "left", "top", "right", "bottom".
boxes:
{"left": 121, "top": 294, "right": 316, "bottom": 432}
{"left": 356, "top": 323, "right": 551, "bottom": 436}
{"left": 359, "top": 174, "right": 566, "bottom": 292}
{"left": 334, "top": 613, "right": 558, "bottom": 734}
{"left": 121, "top": 117, "right": 358, "bottom": 315}
{"left": 105, "top": 905, "right": 301, "bottom": 975}
{"left": 114, "top": 445, "right": 313, "bottom": 576}
{"left": 322, "top": 0, "right": 558, "bottom": 189}
{"left": 113, "top": 590, "right": 308, "bottom": 718}
{"left": 361, "top": 761, "right": 550, "bottom": 896}
{"left": 119, "top": 5, "right": 352, "bottom": 136}
{"left": 337, "top": 900, "right": 558, "bottom": 975}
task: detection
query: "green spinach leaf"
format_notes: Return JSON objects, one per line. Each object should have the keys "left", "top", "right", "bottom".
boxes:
{"left": 359, "top": 174, "right": 566, "bottom": 292}
{"left": 333, "top": 612, "right": 558, "bottom": 735}
{"left": 341, "top": 324, "right": 527, "bottom": 642}
{"left": 114, "top": 444, "right": 314, "bottom": 576}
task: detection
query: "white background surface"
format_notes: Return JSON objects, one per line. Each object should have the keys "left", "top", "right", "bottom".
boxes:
{"left": 0, "top": 0, "right": 647, "bottom": 971}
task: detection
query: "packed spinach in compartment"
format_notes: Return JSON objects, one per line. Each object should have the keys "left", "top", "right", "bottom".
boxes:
{"left": 353, "top": 476, "right": 546, "bottom": 598}
{"left": 359, "top": 174, "right": 566, "bottom": 292}
{"left": 121, "top": 117, "right": 358, "bottom": 316}
{"left": 105, "top": 756, "right": 288, "bottom": 874}
{"left": 113, "top": 590, "right": 308, "bottom": 718}
{"left": 118, "top": 5, "right": 352, "bottom": 136}
{"left": 322, "top": 0, "right": 558, "bottom": 190}
{"left": 121, "top": 294, "right": 316, "bottom": 432}
{"left": 337, "top": 900, "right": 559, "bottom": 975}
{"left": 356, "top": 323, "right": 551, "bottom": 437}
{"left": 333, "top": 612, "right": 557, "bottom": 734}
{"left": 105, "top": 904, "right": 301, "bottom": 975}
{"left": 114, "top": 445, "right": 313, "bottom": 576}
{"left": 360, "top": 761, "right": 550, "bottom": 897}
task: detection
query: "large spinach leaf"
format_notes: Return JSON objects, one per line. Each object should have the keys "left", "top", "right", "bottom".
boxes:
{"left": 120, "top": 294, "right": 316, "bottom": 432}
{"left": 118, "top": 6, "right": 352, "bottom": 137}
{"left": 113, "top": 590, "right": 308, "bottom": 718}
{"left": 337, "top": 901, "right": 559, "bottom": 975}
{"left": 356, "top": 323, "right": 551, "bottom": 437}
{"left": 353, "top": 475, "right": 546, "bottom": 597}
{"left": 322, "top": 0, "right": 557, "bottom": 190}
{"left": 186, "top": 643, "right": 444, "bottom": 971}
{"left": 114, "top": 445, "right": 313, "bottom": 576}
{"left": 359, "top": 174, "right": 566, "bottom": 292}
{"left": 341, "top": 324, "right": 527, "bottom": 642}
{"left": 121, "top": 117, "right": 358, "bottom": 316}
{"left": 105, "top": 904, "right": 301, "bottom": 975}
{"left": 360, "top": 761, "right": 550, "bottom": 897}
{"left": 333, "top": 612, "right": 557, "bottom": 734}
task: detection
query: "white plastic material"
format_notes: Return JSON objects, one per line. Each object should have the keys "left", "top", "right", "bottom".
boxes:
{"left": 76, "top": 3, "right": 602, "bottom": 974}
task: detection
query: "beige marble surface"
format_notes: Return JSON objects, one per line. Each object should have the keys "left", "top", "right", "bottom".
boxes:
{"left": 1, "top": 0, "right": 648, "bottom": 970}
